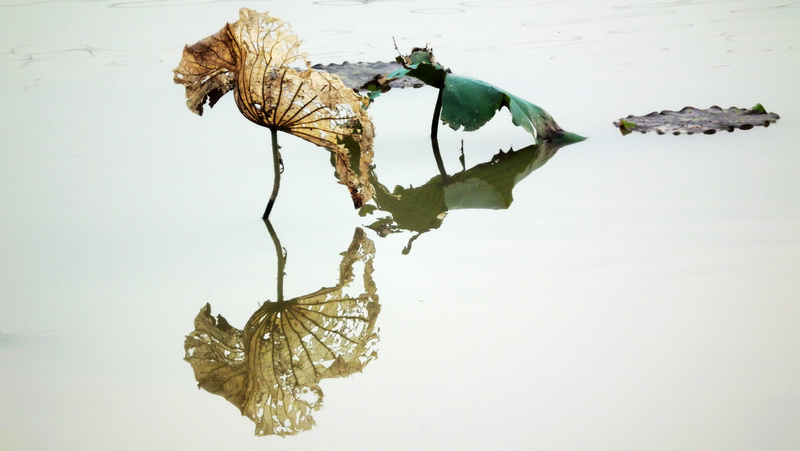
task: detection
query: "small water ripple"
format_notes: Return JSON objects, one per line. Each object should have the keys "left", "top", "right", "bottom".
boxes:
{"left": 522, "top": 10, "right": 675, "bottom": 27}
{"left": 0, "top": 41, "right": 170, "bottom": 86}
{"left": 715, "top": 2, "right": 800, "bottom": 22}
{"left": 445, "top": 34, "right": 582, "bottom": 52}
{"left": 606, "top": 23, "right": 694, "bottom": 33}
{"left": 612, "top": 0, "right": 691, "bottom": 9}
{"left": 0, "top": 0, "right": 250, "bottom": 8}
{"left": 461, "top": 0, "right": 565, "bottom": 6}
{"left": 548, "top": 45, "right": 670, "bottom": 60}
{"left": 313, "top": 0, "right": 374, "bottom": 4}
{"left": 410, "top": 8, "right": 466, "bottom": 14}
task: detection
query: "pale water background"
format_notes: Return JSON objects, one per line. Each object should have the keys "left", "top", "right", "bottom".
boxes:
{"left": 2, "top": 0, "right": 800, "bottom": 449}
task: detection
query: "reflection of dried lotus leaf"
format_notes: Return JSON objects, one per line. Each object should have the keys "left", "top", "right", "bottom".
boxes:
{"left": 185, "top": 306, "right": 249, "bottom": 407}
{"left": 173, "top": 8, "right": 373, "bottom": 207}
{"left": 184, "top": 228, "right": 379, "bottom": 437}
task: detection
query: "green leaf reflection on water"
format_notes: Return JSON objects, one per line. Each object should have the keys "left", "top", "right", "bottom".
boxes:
{"left": 363, "top": 139, "right": 573, "bottom": 253}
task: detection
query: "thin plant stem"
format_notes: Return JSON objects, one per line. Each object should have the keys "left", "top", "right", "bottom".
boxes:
{"left": 430, "top": 87, "right": 448, "bottom": 180}
{"left": 263, "top": 219, "right": 286, "bottom": 303}
{"left": 263, "top": 127, "right": 282, "bottom": 219}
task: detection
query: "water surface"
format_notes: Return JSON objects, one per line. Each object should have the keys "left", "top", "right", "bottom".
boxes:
{"left": 2, "top": 0, "right": 799, "bottom": 449}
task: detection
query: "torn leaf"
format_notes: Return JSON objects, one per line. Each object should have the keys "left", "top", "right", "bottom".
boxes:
{"left": 173, "top": 8, "right": 374, "bottom": 208}
{"left": 388, "top": 47, "right": 448, "bottom": 89}
{"left": 172, "top": 8, "right": 304, "bottom": 116}
{"left": 614, "top": 104, "right": 780, "bottom": 136}
{"left": 184, "top": 228, "right": 380, "bottom": 436}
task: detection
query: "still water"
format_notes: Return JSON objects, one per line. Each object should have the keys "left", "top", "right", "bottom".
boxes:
{"left": 2, "top": 0, "right": 800, "bottom": 449}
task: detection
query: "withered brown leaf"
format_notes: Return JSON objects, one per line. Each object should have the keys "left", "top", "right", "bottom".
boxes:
{"left": 184, "top": 228, "right": 380, "bottom": 436}
{"left": 173, "top": 8, "right": 374, "bottom": 208}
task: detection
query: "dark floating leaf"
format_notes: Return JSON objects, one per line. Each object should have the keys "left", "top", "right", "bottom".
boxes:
{"left": 311, "top": 61, "right": 427, "bottom": 91}
{"left": 614, "top": 104, "right": 780, "bottom": 136}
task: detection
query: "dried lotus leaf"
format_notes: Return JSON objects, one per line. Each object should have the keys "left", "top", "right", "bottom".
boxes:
{"left": 173, "top": 8, "right": 373, "bottom": 208}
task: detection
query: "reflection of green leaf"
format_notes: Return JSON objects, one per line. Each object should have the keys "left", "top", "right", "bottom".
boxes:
{"left": 445, "top": 141, "right": 562, "bottom": 209}
{"left": 443, "top": 179, "right": 507, "bottom": 209}
{"left": 369, "top": 171, "right": 447, "bottom": 235}
{"left": 184, "top": 228, "right": 379, "bottom": 437}
{"left": 364, "top": 140, "right": 570, "bottom": 252}
{"left": 614, "top": 105, "right": 780, "bottom": 135}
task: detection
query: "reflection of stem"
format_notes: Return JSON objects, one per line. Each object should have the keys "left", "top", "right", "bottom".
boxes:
{"left": 263, "top": 219, "right": 286, "bottom": 303}
{"left": 263, "top": 127, "right": 282, "bottom": 219}
{"left": 430, "top": 88, "right": 448, "bottom": 180}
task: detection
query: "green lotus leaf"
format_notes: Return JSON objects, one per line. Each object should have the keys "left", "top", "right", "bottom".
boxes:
{"left": 441, "top": 74, "right": 585, "bottom": 142}
{"left": 387, "top": 62, "right": 448, "bottom": 89}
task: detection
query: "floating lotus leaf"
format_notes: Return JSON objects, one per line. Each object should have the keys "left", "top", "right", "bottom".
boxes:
{"left": 184, "top": 228, "right": 379, "bottom": 436}
{"left": 614, "top": 104, "right": 780, "bottom": 136}
{"left": 311, "top": 61, "right": 426, "bottom": 91}
{"left": 173, "top": 8, "right": 374, "bottom": 209}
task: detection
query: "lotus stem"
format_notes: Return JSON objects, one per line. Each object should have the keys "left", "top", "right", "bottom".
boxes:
{"left": 263, "top": 127, "right": 282, "bottom": 219}
{"left": 263, "top": 219, "right": 286, "bottom": 303}
{"left": 430, "top": 87, "right": 448, "bottom": 180}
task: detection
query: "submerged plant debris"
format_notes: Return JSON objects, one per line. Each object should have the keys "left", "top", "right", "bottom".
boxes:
{"left": 614, "top": 104, "right": 780, "bottom": 136}
{"left": 173, "top": 8, "right": 374, "bottom": 209}
{"left": 184, "top": 228, "right": 380, "bottom": 436}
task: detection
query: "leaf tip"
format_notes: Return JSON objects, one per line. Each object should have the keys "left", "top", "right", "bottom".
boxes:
{"left": 617, "top": 119, "right": 636, "bottom": 136}
{"left": 749, "top": 103, "right": 767, "bottom": 114}
{"left": 553, "top": 131, "right": 587, "bottom": 143}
